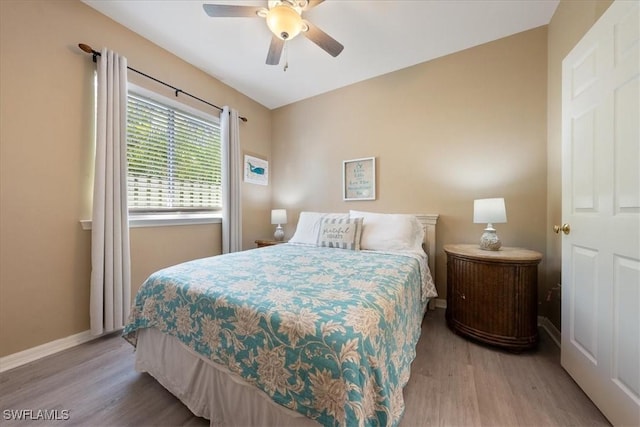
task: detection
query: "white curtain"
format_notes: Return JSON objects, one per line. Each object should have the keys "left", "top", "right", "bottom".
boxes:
{"left": 220, "top": 106, "right": 242, "bottom": 253}
{"left": 90, "top": 48, "right": 131, "bottom": 336}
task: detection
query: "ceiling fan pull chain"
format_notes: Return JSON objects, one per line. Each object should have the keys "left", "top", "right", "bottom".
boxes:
{"left": 283, "top": 42, "right": 289, "bottom": 72}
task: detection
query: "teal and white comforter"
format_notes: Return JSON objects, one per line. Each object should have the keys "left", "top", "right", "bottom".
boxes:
{"left": 123, "top": 244, "right": 436, "bottom": 427}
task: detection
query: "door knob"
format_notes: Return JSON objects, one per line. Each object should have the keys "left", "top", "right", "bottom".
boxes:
{"left": 553, "top": 224, "right": 571, "bottom": 235}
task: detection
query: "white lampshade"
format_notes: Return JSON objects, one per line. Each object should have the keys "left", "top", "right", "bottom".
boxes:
{"left": 266, "top": 5, "right": 303, "bottom": 40}
{"left": 271, "top": 209, "right": 287, "bottom": 225}
{"left": 473, "top": 198, "right": 507, "bottom": 224}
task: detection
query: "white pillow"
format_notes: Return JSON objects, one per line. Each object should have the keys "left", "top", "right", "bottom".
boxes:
{"left": 349, "top": 210, "right": 424, "bottom": 252}
{"left": 289, "top": 212, "right": 349, "bottom": 245}
{"left": 317, "top": 217, "right": 363, "bottom": 250}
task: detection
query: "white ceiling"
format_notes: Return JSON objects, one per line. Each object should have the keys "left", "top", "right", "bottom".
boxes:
{"left": 83, "top": 0, "right": 559, "bottom": 110}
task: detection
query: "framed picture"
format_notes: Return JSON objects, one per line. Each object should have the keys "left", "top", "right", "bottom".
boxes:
{"left": 343, "top": 157, "right": 376, "bottom": 201}
{"left": 244, "top": 155, "right": 268, "bottom": 186}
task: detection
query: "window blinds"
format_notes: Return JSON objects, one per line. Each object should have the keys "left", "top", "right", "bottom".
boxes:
{"left": 126, "top": 93, "right": 222, "bottom": 212}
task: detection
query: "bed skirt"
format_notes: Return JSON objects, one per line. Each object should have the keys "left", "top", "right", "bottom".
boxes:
{"left": 135, "top": 327, "right": 320, "bottom": 427}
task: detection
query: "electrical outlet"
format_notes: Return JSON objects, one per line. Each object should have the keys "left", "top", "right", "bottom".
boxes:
{"left": 545, "top": 283, "right": 562, "bottom": 302}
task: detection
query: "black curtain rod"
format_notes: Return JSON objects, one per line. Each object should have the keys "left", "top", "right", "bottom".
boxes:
{"left": 78, "top": 43, "right": 247, "bottom": 122}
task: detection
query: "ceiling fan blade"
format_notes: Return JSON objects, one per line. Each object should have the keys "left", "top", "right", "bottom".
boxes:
{"left": 302, "top": 20, "right": 344, "bottom": 57}
{"left": 266, "top": 35, "right": 285, "bottom": 65}
{"left": 202, "top": 4, "right": 262, "bottom": 18}
{"left": 304, "top": 0, "right": 325, "bottom": 10}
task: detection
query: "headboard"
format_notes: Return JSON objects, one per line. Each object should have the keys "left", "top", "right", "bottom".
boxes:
{"left": 415, "top": 214, "right": 439, "bottom": 280}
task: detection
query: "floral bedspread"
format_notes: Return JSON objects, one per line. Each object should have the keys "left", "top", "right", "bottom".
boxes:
{"left": 123, "top": 244, "right": 434, "bottom": 427}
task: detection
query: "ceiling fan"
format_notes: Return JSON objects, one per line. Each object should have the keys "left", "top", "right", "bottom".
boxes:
{"left": 202, "top": 0, "right": 344, "bottom": 66}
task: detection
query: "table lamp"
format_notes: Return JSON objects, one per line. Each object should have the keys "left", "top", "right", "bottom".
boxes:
{"left": 271, "top": 209, "right": 287, "bottom": 241}
{"left": 473, "top": 198, "right": 507, "bottom": 250}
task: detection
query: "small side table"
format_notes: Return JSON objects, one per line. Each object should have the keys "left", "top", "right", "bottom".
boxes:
{"left": 255, "top": 239, "right": 286, "bottom": 248}
{"left": 444, "top": 244, "right": 542, "bottom": 351}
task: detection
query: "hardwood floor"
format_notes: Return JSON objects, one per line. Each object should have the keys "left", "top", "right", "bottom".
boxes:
{"left": 0, "top": 309, "right": 610, "bottom": 427}
{"left": 403, "top": 310, "right": 609, "bottom": 427}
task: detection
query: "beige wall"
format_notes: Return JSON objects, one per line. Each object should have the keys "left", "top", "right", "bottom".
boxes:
{"left": 0, "top": 0, "right": 615, "bottom": 358}
{"left": 0, "top": 0, "right": 272, "bottom": 356}
{"left": 272, "top": 27, "right": 548, "bottom": 298}
{"left": 544, "top": 0, "right": 612, "bottom": 329}
{"left": 129, "top": 225, "right": 222, "bottom": 296}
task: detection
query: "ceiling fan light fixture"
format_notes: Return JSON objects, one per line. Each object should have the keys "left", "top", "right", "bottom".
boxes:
{"left": 266, "top": 4, "right": 303, "bottom": 40}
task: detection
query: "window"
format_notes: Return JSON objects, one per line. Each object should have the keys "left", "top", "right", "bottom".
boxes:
{"left": 126, "top": 90, "right": 222, "bottom": 214}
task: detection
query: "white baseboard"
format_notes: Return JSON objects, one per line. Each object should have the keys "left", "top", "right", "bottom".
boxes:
{"left": 427, "top": 298, "right": 446, "bottom": 310}
{"left": 0, "top": 330, "right": 96, "bottom": 373}
{"left": 537, "top": 316, "right": 561, "bottom": 348}
{"left": 0, "top": 313, "right": 558, "bottom": 373}
{"left": 434, "top": 298, "right": 447, "bottom": 309}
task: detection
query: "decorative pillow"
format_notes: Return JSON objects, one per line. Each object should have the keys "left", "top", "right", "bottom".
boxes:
{"left": 317, "top": 217, "right": 363, "bottom": 250}
{"left": 349, "top": 210, "right": 424, "bottom": 252}
{"left": 289, "top": 212, "right": 349, "bottom": 245}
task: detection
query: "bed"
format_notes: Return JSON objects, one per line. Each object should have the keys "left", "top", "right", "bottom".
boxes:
{"left": 123, "top": 212, "right": 438, "bottom": 427}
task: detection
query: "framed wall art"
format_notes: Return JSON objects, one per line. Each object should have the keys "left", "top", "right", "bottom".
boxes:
{"left": 343, "top": 157, "right": 376, "bottom": 201}
{"left": 244, "top": 155, "right": 268, "bottom": 186}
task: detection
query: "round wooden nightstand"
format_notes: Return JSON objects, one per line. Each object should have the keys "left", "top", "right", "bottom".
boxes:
{"left": 444, "top": 244, "right": 543, "bottom": 351}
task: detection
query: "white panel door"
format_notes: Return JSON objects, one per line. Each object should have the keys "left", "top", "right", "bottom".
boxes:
{"left": 561, "top": 1, "right": 640, "bottom": 426}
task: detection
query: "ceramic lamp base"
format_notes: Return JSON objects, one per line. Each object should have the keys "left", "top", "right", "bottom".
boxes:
{"left": 274, "top": 225, "right": 284, "bottom": 241}
{"left": 480, "top": 227, "right": 501, "bottom": 251}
